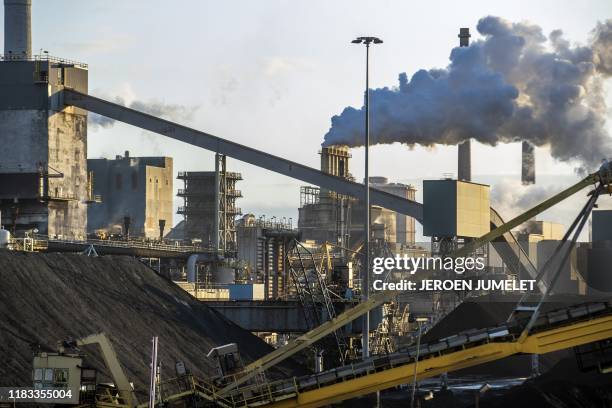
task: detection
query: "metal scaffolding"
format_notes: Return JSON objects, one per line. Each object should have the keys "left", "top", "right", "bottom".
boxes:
{"left": 177, "top": 155, "right": 242, "bottom": 252}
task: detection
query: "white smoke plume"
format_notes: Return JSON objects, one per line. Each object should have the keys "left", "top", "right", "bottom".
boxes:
{"left": 323, "top": 16, "right": 612, "bottom": 168}
{"left": 88, "top": 95, "right": 198, "bottom": 130}
{"left": 490, "top": 179, "right": 562, "bottom": 220}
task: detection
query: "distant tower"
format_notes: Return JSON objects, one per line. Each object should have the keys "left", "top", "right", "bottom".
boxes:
{"left": 457, "top": 28, "right": 471, "bottom": 181}
{"left": 458, "top": 28, "right": 471, "bottom": 47}
{"left": 522, "top": 141, "right": 536, "bottom": 185}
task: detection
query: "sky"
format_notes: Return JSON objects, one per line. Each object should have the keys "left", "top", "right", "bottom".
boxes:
{"left": 3, "top": 0, "right": 611, "bottom": 237}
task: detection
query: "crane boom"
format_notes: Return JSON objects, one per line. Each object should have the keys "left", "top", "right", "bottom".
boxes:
{"left": 76, "top": 333, "right": 138, "bottom": 406}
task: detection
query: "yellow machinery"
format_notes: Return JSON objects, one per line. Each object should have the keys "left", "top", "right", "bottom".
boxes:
{"left": 261, "top": 306, "right": 612, "bottom": 408}
{"left": 141, "top": 302, "right": 612, "bottom": 408}
{"left": 218, "top": 292, "right": 392, "bottom": 395}
{"left": 152, "top": 161, "right": 612, "bottom": 407}
{"left": 36, "top": 162, "right": 610, "bottom": 408}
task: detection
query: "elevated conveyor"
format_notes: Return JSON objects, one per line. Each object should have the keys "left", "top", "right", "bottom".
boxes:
{"left": 64, "top": 88, "right": 544, "bottom": 289}
{"left": 148, "top": 301, "right": 612, "bottom": 408}
{"left": 62, "top": 89, "right": 423, "bottom": 220}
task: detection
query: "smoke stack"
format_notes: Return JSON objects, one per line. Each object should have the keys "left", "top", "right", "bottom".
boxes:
{"left": 320, "top": 145, "right": 350, "bottom": 179}
{"left": 458, "top": 141, "right": 472, "bottom": 181}
{"left": 4, "top": 0, "right": 32, "bottom": 59}
{"left": 457, "top": 28, "right": 472, "bottom": 182}
{"left": 458, "top": 27, "right": 471, "bottom": 47}
{"left": 521, "top": 141, "right": 535, "bottom": 184}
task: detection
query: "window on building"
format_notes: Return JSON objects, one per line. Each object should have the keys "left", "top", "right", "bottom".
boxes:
{"left": 116, "top": 174, "right": 122, "bottom": 190}
{"left": 33, "top": 368, "right": 69, "bottom": 389}
{"left": 132, "top": 171, "right": 138, "bottom": 190}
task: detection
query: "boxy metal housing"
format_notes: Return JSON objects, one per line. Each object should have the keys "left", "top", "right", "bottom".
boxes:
{"left": 423, "top": 179, "right": 490, "bottom": 238}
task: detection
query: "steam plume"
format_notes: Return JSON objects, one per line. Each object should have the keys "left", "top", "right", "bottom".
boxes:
{"left": 89, "top": 96, "right": 198, "bottom": 130}
{"left": 323, "top": 16, "right": 612, "bottom": 167}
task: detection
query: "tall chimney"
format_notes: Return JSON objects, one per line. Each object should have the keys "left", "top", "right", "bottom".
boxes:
{"left": 4, "top": 0, "right": 32, "bottom": 59}
{"left": 457, "top": 28, "right": 472, "bottom": 182}
{"left": 458, "top": 141, "right": 471, "bottom": 181}
{"left": 521, "top": 141, "right": 536, "bottom": 185}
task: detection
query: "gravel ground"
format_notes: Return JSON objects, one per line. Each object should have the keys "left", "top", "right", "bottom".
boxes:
{"left": 0, "top": 250, "right": 305, "bottom": 397}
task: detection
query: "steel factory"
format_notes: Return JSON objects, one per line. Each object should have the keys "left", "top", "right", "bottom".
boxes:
{"left": 1, "top": 1, "right": 612, "bottom": 407}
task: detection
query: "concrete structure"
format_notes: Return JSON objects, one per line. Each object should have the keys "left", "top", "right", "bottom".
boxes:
{"left": 522, "top": 141, "right": 536, "bottom": 185}
{"left": 369, "top": 177, "right": 416, "bottom": 245}
{"left": 207, "top": 300, "right": 362, "bottom": 333}
{"left": 587, "top": 211, "right": 612, "bottom": 293}
{"left": 423, "top": 179, "right": 490, "bottom": 238}
{"left": 517, "top": 221, "right": 564, "bottom": 279}
{"left": 229, "top": 283, "right": 265, "bottom": 300}
{"left": 87, "top": 152, "right": 173, "bottom": 239}
{"left": 515, "top": 221, "right": 587, "bottom": 295}
{"left": 537, "top": 240, "right": 586, "bottom": 295}
{"left": 236, "top": 214, "right": 298, "bottom": 299}
{"left": 299, "top": 146, "right": 355, "bottom": 246}
{"left": 299, "top": 147, "right": 415, "bottom": 249}
{"left": 592, "top": 210, "right": 612, "bottom": 243}
{"left": 0, "top": 2, "right": 89, "bottom": 239}
{"left": 4, "top": 0, "right": 31, "bottom": 58}
{"left": 177, "top": 154, "right": 242, "bottom": 251}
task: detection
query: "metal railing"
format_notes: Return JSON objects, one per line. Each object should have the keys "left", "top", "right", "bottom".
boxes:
{"left": 29, "top": 234, "right": 215, "bottom": 254}
{"left": 0, "top": 54, "right": 88, "bottom": 69}
{"left": 177, "top": 171, "right": 243, "bottom": 179}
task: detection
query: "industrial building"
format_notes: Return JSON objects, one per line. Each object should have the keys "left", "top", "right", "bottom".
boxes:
{"left": 87, "top": 151, "right": 173, "bottom": 239}
{"left": 299, "top": 146, "right": 416, "bottom": 250}
{"left": 369, "top": 177, "right": 416, "bottom": 246}
{"left": 178, "top": 154, "right": 242, "bottom": 252}
{"left": 592, "top": 210, "right": 612, "bottom": 242}
{"left": 423, "top": 178, "right": 490, "bottom": 254}
{"left": 0, "top": 0, "right": 90, "bottom": 239}
{"left": 1, "top": 2, "right": 612, "bottom": 407}
{"left": 236, "top": 214, "right": 298, "bottom": 299}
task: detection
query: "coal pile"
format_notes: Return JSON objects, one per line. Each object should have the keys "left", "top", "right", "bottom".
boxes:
{"left": 0, "top": 251, "right": 304, "bottom": 395}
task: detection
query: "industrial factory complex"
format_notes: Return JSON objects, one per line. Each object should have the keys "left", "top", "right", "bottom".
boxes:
{"left": 1, "top": 1, "right": 612, "bottom": 407}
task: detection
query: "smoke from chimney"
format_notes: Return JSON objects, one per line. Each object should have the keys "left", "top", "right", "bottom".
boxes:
{"left": 323, "top": 16, "right": 612, "bottom": 169}
{"left": 89, "top": 95, "right": 198, "bottom": 130}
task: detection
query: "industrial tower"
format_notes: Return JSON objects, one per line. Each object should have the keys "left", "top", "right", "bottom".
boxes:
{"left": 0, "top": 0, "right": 90, "bottom": 239}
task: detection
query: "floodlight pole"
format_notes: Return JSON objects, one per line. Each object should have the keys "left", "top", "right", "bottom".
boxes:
{"left": 352, "top": 36, "right": 382, "bottom": 360}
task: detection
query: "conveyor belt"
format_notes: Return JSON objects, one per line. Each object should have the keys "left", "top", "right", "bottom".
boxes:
{"left": 151, "top": 301, "right": 612, "bottom": 408}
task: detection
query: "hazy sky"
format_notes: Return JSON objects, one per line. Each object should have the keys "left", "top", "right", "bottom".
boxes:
{"left": 3, "top": 0, "right": 611, "bottom": 235}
